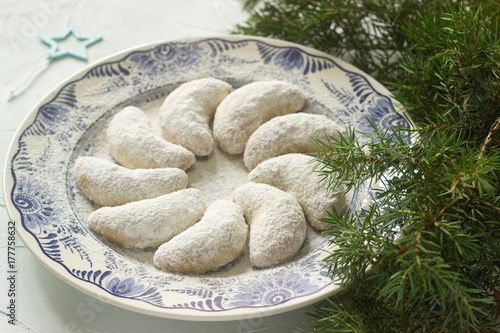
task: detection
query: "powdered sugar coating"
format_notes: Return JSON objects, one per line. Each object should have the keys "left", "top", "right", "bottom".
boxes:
{"left": 107, "top": 106, "right": 195, "bottom": 170}
{"left": 88, "top": 188, "right": 207, "bottom": 249}
{"left": 74, "top": 156, "right": 188, "bottom": 207}
{"left": 159, "top": 78, "right": 232, "bottom": 156}
{"left": 232, "top": 183, "right": 306, "bottom": 268}
{"left": 213, "top": 81, "right": 306, "bottom": 154}
{"left": 248, "top": 153, "right": 345, "bottom": 230}
{"left": 244, "top": 113, "right": 344, "bottom": 170}
{"left": 153, "top": 200, "right": 248, "bottom": 274}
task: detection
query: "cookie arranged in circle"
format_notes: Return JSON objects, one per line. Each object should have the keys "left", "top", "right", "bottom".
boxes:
{"left": 233, "top": 182, "right": 306, "bottom": 268}
{"left": 88, "top": 189, "right": 207, "bottom": 249}
{"left": 153, "top": 200, "right": 248, "bottom": 274}
{"left": 213, "top": 81, "right": 306, "bottom": 154}
{"left": 248, "top": 153, "right": 346, "bottom": 230}
{"left": 78, "top": 79, "right": 337, "bottom": 273}
{"left": 107, "top": 106, "right": 195, "bottom": 170}
{"left": 74, "top": 156, "right": 188, "bottom": 207}
{"left": 244, "top": 113, "right": 344, "bottom": 170}
{"left": 159, "top": 78, "right": 232, "bottom": 156}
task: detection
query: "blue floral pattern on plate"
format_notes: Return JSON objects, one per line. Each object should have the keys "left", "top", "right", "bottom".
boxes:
{"left": 5, "top": 36, "right": 412, "bottom": 320}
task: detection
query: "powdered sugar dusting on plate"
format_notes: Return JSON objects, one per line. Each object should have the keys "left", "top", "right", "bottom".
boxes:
{"left": 187, "top": 147, "right": 249, "bottom": 205}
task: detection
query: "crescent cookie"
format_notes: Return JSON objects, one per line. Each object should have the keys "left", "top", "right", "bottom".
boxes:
{"left": 107, "top": 106, "right": 195, "bottom": 170}
{"left": 88, "top": 189, "right": 207, "bottom": 249}
{"left": 74, "top": 156, "right": 188, "bottom": 207}
{"left": 232, "top": 183, "right": 306, "bottom": 268}
{"left": 153, "top": 200, "right": 248, "bottom": 274}
{"left": 244, "top": 113, "right": 344, "bottom": 170}
{"left": 213, "top": 81, "right": 306, "bottom": 154}
{"left": 248, "top": 153, "right": 346, "bottom": 230}
{"left": 159, "top": 78, "right": 232, "bottom": 156}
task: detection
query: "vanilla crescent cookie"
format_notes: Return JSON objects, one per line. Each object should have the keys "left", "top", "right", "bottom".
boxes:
{"left": 232, "top": 183, "right": 306, "bottom": 268}
{"left": 159, "top": 78, "right": 232, "bottom": 156}
{"left": 248, "top": 153, "right": 345, "bottom": 230}
{"left": 213, "top": 81, "right": 306, "bottom": 154}
{"left": 74, "top": 156, "right": 188, "bottom": 207}
{"left": 107, "top": 106, "right": 195, "bottom": 170}
{"left": 244, "top": 113, "right": 344, "bottom": 170}
{"left": 88, "top": 189, "right": 207, "bottom": 249}
{"left": 153, "top": 200, "right": 248, "bottom": 274}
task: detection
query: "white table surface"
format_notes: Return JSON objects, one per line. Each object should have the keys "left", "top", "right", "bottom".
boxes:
{"left": 0, "top": 1, "right": 315, "bottom": 332}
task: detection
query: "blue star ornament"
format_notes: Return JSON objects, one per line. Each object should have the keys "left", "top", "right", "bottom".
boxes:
{"left": 39, "top": 25, "right": 102, "bottom": 61}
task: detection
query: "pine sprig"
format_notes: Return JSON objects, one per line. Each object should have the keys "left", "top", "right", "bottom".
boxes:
{"left": 236, "top": 1, "right": 500, "bottom": 331}
{"left": 311, "top": 120, "right": 499, "bottom": 332}
{"left": 236, "top": 0, "right": 454, "bottom": 83}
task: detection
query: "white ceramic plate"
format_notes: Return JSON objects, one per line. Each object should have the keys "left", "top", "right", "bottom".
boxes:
{"left": 3, "top": 36, "right": 411, "bottom": 321}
